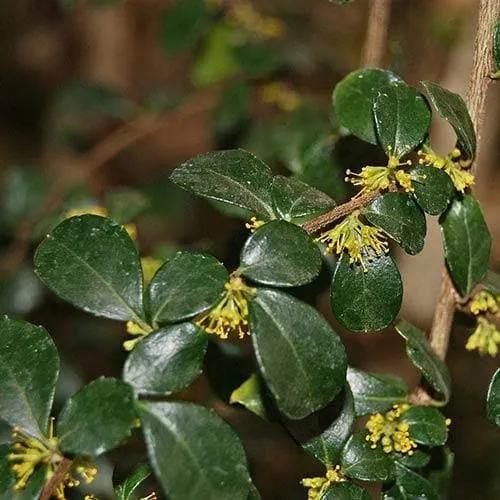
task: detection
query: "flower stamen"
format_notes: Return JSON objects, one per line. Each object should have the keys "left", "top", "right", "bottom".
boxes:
{"left": 300, "top": 465, "right": 343, "bottom": 500}
{"left": 466, "top": 316, "right": 500, "bottom": 356}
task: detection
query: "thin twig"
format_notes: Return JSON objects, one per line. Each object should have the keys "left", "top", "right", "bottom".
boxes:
{"left": 40, "top": 458, "right": 73, "bottom": 500}
{"left": 361, "top": 0, "right": 392, "bottom": 68}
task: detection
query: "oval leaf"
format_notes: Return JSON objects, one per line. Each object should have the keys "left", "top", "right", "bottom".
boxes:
{"left": 139, "top": 401, "right": 252, "bottom": 500}
{"left": 384, "top": 463, "right": 438, "bottom": 500}
{"left": 364, "top": 192, "right": 426, "bottom": 255}
{"left": 440, "top": 194, "right": 491, "bottom": 297}
{"left": 34, "top": 215, "right": 144, "bottom": 322}
{"left": 322, "top": 482, "right": 370, "bottom": 500}
{"left": 331, "top": 253, "right": 403, "bottom": 332}
{"left": 240, "top": 220, "right": 322, "bottom": 287}
{"left": 230, "top": 374, "right": 267, "bottom": 419}
{"left": 170, "top": 149, "right": 275, "bottom": 219}
{"left": 123, "top": 324, "right": 207, "bottom": 396}
{"left": 0, "top": 316, "right": 59, "bottom": 438}
{"left": 410, "top": 165, "right": 455, "bottom": 215}
{"left": 57, "top": 377, "right": 136, "bottom": 456}
{"left": 486, "top": 368, "right": 500, "bottom": 426}
{"left": 149, "top": 252, "right": 228, "bottom": 324}
{"left": 114, "top": 464, "right": 152, "bottom": 500}
{"left": 401, "top": 406, "right": 449, "bottom": 447}
{"left": 249, "top": 289, "right": 347, "bottom": 419}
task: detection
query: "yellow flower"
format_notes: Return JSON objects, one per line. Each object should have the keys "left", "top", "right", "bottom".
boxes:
{"left": 466, "top": 317, "right": 500, "bottom": 356}
{"left": 365, "top": 404, "right": 417, "bottom": 455}
{"left": 300, "top": 465, "right": 343, "bottom": 500}
{"left": 469, "top": 290, "right": 499, "bottom": 315}
{"left": 123, "top": 321, "right": 151, "bottom": 351}
{"left": 245, "top": 217, "right": 265, "bottom": 233}
{"left": 196, "top": 275, "right": 256, "bottom": 339}
{"left": 259, "top": 81, "right": 301, "bottom": 112}
{"left": 315, "top": 211, "right": 389, "bottom": 271}
{"left": 228, "top": 1, "right": 286, "bottom": 39}
{"left": 140, "top": 256, "right": 162, "bottom": 287}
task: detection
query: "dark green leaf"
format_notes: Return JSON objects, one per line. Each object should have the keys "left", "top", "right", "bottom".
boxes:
{"left": 105, "top": 188, "right": 149, "bottom": 224}
{"left": 170, "top": 149, "right": 275, "bottom": 219}
{"left": 401, "top": 406, "right": 449, "bottom": 446}
{"left": 57, "top": 377, "right": 136, "bottom": 456}
{"left": 364, "top": 193, "right": 426, "bottom": 255}
{"left": 114, "top": 464, "right": 152, "bottom": 500}
{"left": 247, "top": 484, "right": 262, "bottom": 500}
{"left": 494, "top": 21, "right": 500, "bottom": 72}
{"left": 484, "top": 270, "right": 500, "bottom": 295}
{"left": 0, "top": 445, "right": 14, "bottom": 494}
{"left": 346, "top": 367, "right": 408, "bottom": 416}
{"left": 123, "top": 324, "right": 207, "bottom": 396}
{"left": 322, "top": 482, "right": 370, "bottom": 500}
{"left": 374, "top": 82, "right": 431, "bottom": 157}
{"left": 233, "top": 43, "right": 283, "bottom": 78}
{"left": 240, "top": 220, "right": 322, "bottom": 287}
{"left": 302, "top": 387, "right": 355, "bottom": 466}
{"left": 230, "top": 374, "right": 267, "bottom": 419}
{"left": 149, "top": 252, "right": 227, "bottom": 324}
{"left": 35, "top": 215, "right": 145, "bottom": 322}
{"left": 383, "top": 463, "right": 438, "bottom": 500}
{"left": 331, "top": 253, "right": 403, "bottom": 332}
{"left": 422, "top": 81, "right": 476, "bottom": 159}
{"left": 271, "top": 175, "right": 335, "bottom": 223}
{"left": 0, "top": 317, "right": 59, "bottom": 438}
{"left": 393, "top": 449, "right": 431, "bottom": 469}
{"left": 250, "top": 289, "right": 347, "bottom": 419}
{"left": 428, "top": 447, "right": 454, "bottom": 498}
{"left": 440, "top": 194, "right": 491, "bottom": 296}
{"left": 341, "top": 430, "right": 395, "bottom": 482}
{"left": 486, "top": 368, "right": 500, "bottom": 426}
{"left": 139, "top": 401, "right": 252, "bottom": 500}
{"left": 410, "top": 165, "right": 455, "bottom": 215}
{"left": 395, "top": 320, "right": 451, "bottom": 402}
{"left": 159, "top": 0, "right": 209, "bottom": 53}
{"left": 333, "top": 68, "right": 403, "bottom": 144}
{"left": 0, "top": 453, "right": 46, "bottom": 500}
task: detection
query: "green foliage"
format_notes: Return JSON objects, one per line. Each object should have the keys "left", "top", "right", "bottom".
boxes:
{"left": 493, "top": 21, "right": 500, "bottom": 73}
{"left": 486, "top": 368, "right": 500, "bottom": 426}
{"left": 114, "top": 464, "right": 152, "bottom": 500}
{"left": 383, "top": 463, "right": 438, "bottom": 500}
{"left": 230, "top": 374, "right": 267, "bottom": 419}
{"left": 401, "top": 406, "right": 449, "bottom": 447}
{"left": 322, "top": 482, "right": 370, "bottom": 499}
{"left": 410, "top": 165, "right": 455, "bottom": 215}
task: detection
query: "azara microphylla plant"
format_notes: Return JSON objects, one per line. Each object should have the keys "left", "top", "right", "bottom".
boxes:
{"left": 1, "top": 0, "right": 500, "bottom": 499}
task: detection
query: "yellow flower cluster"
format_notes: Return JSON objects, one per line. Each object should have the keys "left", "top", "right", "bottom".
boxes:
{"left": 259, "top": 81, "right": 301, "bottom": 112}
{"left": 300, "top": 465, "right": 343, "bottom": 500}
{"left": 315, "top": 211, "right": 389, "bottom": 271}
{"left": 245, "top": 217, "right": 265, "bottom": 233}
{"left": 365, "top": 404, "right": 417, "bottom": 455}
{"left": 469, "top": 290, "right": 500, "bottom": 315}
{"left": 196, "top": 275, "right": 256, "bottom": 339}
{"left": 228, "top": 1, "right": 286, "bottom": 39}
{"left": 466, "top": 316, "right": 500, "bottom": 356}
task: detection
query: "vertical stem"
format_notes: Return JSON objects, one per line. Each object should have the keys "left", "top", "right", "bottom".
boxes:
{"left": 361, "top": 0, "right": 392, "bottom": 68}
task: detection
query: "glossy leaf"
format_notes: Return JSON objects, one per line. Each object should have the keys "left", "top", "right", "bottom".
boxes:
{"left": 486, "top": 368, "right": 500, "bottom": 426}
{"left": 123, "top": 324, "right": 207, "bottom": 396}
{"left": 149, "top": 252, "right": 227, "bottom": 324}
{"left": 322, "top": 482, "right": 370, "bottom": 500}
{"left": 383, "top": 463, "right": 438, "bottom": 500}
{"left": 440, "top": 194, "right": 491, "bottom": 296}
{"left": 240, "top": 220, "right": 322, "bottom": 287}
{"left": 0, "top": 317, "right": 59, "bottom": 438}
{"left": 114, "top": 464, "right": 152, "bottom": 500}
{"left": 395, "top": 320, "right": 451, "bottom": 402}
{"left": 139, "top": 401, "right": 252, "bottom": 500}
{"left": 57, "top": 377, "right": 136, "bottom": 456}
{"left": 105, "top": 188, "right": 149, "bottom": 224}
{"left": 230, "top": 374, "right": 267, "bottom": 419}
{"left": 170, "top": 149, "right": 275, "bottom": 219}
{"left": 422, "top": 81, "right": 476, "bottom": 159}
{"left": 331, "top": 253, "right": 403, "bottom": 332}
{"left": 401, "top": 406, "right": 449, "bottom": 446}
{"left": 34, "top": 215, "right": 144, "bottom": 322}
{"left": 333, "top": 68, "right": 402, "bottom": 144}
{"left": 341, "top": 430, "right": 395, "bottom": 482}
{"left": 249, "top": 289, "right": 347, "bottom": 419}
{"left": 393, "top": 449, "right": 431, "bottom": 469}
{"left": 364, "top": 193, "right": 426, "bottom": 255}
{"left": 373, "top": 82, "right": 431, "bottom": 157}
{"left": 410, "top": 165, "right": 455, "bottom": 215}
{"left": 346, "top": 367, "right": 408, "bottom": 416}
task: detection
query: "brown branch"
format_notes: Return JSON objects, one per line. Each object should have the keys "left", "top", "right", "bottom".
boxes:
{"left": 361, "top": 0, "right": 392, "bottom": 68}
{"left": 40, "top": 458, "right": 73, "bottom": 500}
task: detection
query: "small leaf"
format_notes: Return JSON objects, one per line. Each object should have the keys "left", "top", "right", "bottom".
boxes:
{"left": 240, "top": 220, "right": 322, "bottom": 287}
{"left": 395, "top": 320, "right": 451, "bottom": 402}
{"left": 123, "top": 324, "right": 207, "bottom": 396}
{"left": 422, "top": 81, "right": 476, "bottom": 159}
{"left": 331, "top": 253, "right": 403, "bottom": 332}
{"left": 114, "top": 464, "right": 152, "bottom": 500}
{"left": 139, "top": 401, "right": 252, "bottom": 500}
{"left": 105, "top": 187, "right": 149, "bottom": 224}
{"left": 149, "top": 252, "right": 228, "bottom": 324}
{"left": 364, "top": 192, "right": 426, "bottom": 255}
{"left": 494, "top": 21, "right": 500, "bottom": 72}
{"left": 346, "top": 367, "right": 408, "bottom": 416}
{"left": 322, "top": 482, "right": 370, "bottom": 500}
{"left": 57, "top": 377, "right": 136, "bottom": 456}
{"left": 401, "top": 406, "right": 449, "bottom": 446}
{"left": 34, "top": 215, "right": 144, "bottom": 322}
{"left": 374, "top": 82, "right": 431, "bottom": 157}
{"left": 230, "top": 374, "right": 267, "bottom": 419}
{"left": 440, "top": 194, "right": 491, "bottom": 296}
{"left": 484, "top": 269, "right": 500, "bottom": 295}
{"left": 410, "top": 165, "right": 455, "bottom": 215}
{"left": 333, "top": 68, "right": 403, "bottom": 144}
{"left": 393, "top": 449, "right": 431, "bottom": 469}
{"left": 486, "top": 368, "right": 500, "bottom": 427}
{"left": 271, "top": 175, "right": 335, "bottom": 223}
{"left": 383, "top": 463, "right": 438, "bottom": 500}
{"left": 170, "top": 149, "right": 275, "bottom": 219}
{"left": 0, "top": 317, "right": 59, "bottom": 438}
{"left": 341, "top": 430, "right": 395, "bottom": 482}
{"left": 233, "top": 43, "right": 283, "bottom": 78}
{"left": 249, "top": 289, "right": 347, "bottom": 420}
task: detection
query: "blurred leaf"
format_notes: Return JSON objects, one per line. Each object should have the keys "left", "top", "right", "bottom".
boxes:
{"left": 410, "top": 165, "right": 455, "bottom": 215}
{"left": 401, "top": 406, "right": 449, "bottom": 446}
{"left": 0, "top": 445, "right": 13, "bottom": 495}
{"left": 440, "top": 194, "right": 491, "bottom": 296}
{"left": 247, "top": 484, "right": 262, "bottom": 500}
{"left": 139, "top": 401, "right": 252, "bottom": 500}
{"left": 383, "top": 463, "right": 438, "bottom": 500}
{"left": 322, "top": 482, "right": 370, "bottom": 499}
{"left": 57, "top": 377, "right": 136, "bottom": 456}
{"left": 149, "top": 252, "right": 227, "bottom": 324}
{"left": 364, "top": 193, "right": 426, "bottom": 255}
{"left": 105, "top": 188, "right": 149, "bottom": 224}
{"left": 428, "top": 448, "right": 454, "bottom": 498}
{"left": 0, "top": 267, "right": 44, "bottom": 316}
{"left": 486, "top": 368, "right": 500, "bottom": 426}
{"left": 230, "top": 373, "right": 267, "bottom": 419}
{"left": 331, "top": 253, "right": 403, "bottom": 332}
{"left": 333, "top": 68, "right": 403, "bottom": 144}
{"left": 330, "top": 0, "right": 355, "bottom": 4}
{"left": 484, "top": 269, "right": 500, "bottom": 295}
{"left": 494, "top": 21, "right": 500, "bottom": 72}
{"left": 346, "top": 367, "right": 408, "bottom": 416}
{"left": 395, "top": 320, "right": 451, "bottom": 402}
{"left": 249, "top": 289, "right": 347, "bottom": 420}
{"left": 422, "top": 81, "right": 476, "bottom": 159}
{"left": 114, "top": 464, "right": 151, "bottom": 500}
{"left": 240, "top": 220, "right": 322, "bottom": 287}
{"left": 123, "top": 324, "right": 207, "bottom": 396}
{"left": 233, "top": 43, "right": 284, "bottom": 78}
